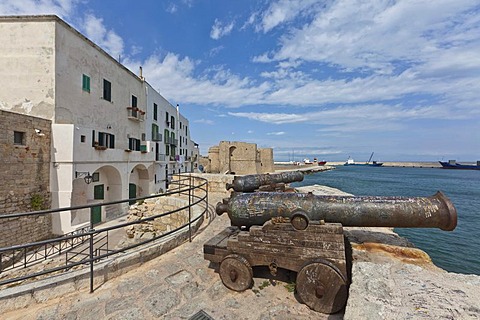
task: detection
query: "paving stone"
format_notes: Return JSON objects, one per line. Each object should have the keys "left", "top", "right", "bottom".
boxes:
{"left": 180, "top": 281, "right": 203, "bottom": 299}
{"left": 105, "top": 296, "right": 137, "bottom": 315}
{"left": 143, "top": 287, "right": 180, "bottom": 317}
{"left": 116, "top": 278, "right": 146, "bottom": 295}
{"left": 165, "top": 269, "right": 193, "bottom": 286}
{"left": 105, "top": 307, "right": 146, "bottom": 320}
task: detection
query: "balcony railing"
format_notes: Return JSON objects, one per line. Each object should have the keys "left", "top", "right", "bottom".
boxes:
{"left": 152, "top": 133, "right": 162, "bottom": 141}
{"left": 0, "top": 175, "right": 208, "bottom": 294}
{"left": 165, "top": 136, "right": 178, "bottom": 146}
{"left": 156, "top": 153, "right": 166, "bottom": 161}
{"left": 127, "top": 107, "right": 145, "bottom": 122}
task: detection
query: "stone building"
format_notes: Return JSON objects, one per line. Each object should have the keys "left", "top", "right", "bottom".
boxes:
{"left": 202, "top": 141, "right": 274, "bottom": 175}
{"left": 0, "top": 110, "right": 53, "bottom": 247}
{"left": 0, "top": 15, "right": 198, "bottom": 236}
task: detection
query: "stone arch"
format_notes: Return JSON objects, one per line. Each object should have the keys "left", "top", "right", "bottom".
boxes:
{"left": 228, "top": 145, "right": 236, "bottom": 174}
{"left": 71, "top": 165, "right": 123, "bottom": 226}
{"left": 129, "top": 164, "right": 150, "bottom": 200}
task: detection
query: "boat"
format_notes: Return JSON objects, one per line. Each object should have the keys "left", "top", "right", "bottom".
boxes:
{"left": 439, "top": 160, "right": 480, "bottom": 170}
{"left": 344, "top": 153, "right": 383, "bottom": 167}
{"left": 317, "top": 161, "right": 327, "bottom": 166}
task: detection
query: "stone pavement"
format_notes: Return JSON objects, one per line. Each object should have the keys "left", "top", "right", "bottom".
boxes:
{"left": 3, "top": 210, "right": 335, "bottom": 320}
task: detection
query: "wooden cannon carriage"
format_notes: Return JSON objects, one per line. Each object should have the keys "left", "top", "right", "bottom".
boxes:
{"left": 204, "top": 220, "right": 349, "bottom": 313}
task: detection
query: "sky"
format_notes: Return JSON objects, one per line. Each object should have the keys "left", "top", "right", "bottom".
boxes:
{"left": 1, "top": 0, "right": 480, "bottom": 162}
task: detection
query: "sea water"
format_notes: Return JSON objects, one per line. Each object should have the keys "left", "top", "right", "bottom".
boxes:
{"left": 291, "top": 166, "right": 480, "bottom": 275}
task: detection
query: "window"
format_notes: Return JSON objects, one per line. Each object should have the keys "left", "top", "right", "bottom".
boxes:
{"left": 103, "top": 79, "right": 111, "bottom": 101}
{"left": 170, "top": 116, "right": 175, "bottom": 129}
{"left": 80, "top": 135, "right": 86, "bottom": 143}
{"left": 82, "top": 74, "right": 90, "bottom": 92}
{"left": 14, "top": 131, "right": 25, "bottom": 145}
{"left": 180, "top": 122, "right": 182, "bottom": 129}
{"left": 99, "top": 132, "right": 115, "bottom": 148}
{"left": 92, "top": 172, "right": 100, "bottom": 182}
{"left": 141, "top": 133, "right": 146, "bottom": 141}
{"left": 166, "top": 145, "right": 170, "bottom": 156}
{"left": 128, "top": 138, "right": 141, "bottom": 151}
{"left": 185, "top": 126, "right": 188, "bottom": 135}
{"left": 131, "top": 95, "right": 137, "bottom": 108}
{"left": 152, "top": 124, "right": 159, "bottom": 140}
{"left": 164, "top": 129, "right": 170, "bottom": 144}
{"left": 153, "top": 103, "right": 158, "bottom": 121}
{"left": 166, "top": 111, "right": 169, "bottom": 125}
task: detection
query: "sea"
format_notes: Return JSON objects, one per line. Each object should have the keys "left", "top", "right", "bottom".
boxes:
{"left": 291, "top": 165, "right": 480, "bottom": 275}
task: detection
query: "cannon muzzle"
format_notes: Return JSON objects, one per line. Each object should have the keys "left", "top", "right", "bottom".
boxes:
{"left": 215, "top": 191, "right": 457, "bottom": 231}
{"left": 226, "top": 172, "right": 304, "bottom": 192}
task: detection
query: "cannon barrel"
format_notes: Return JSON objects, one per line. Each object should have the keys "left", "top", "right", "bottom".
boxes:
{"left": 215, "top": 191, "right": 457, "bottom": 231}
{"left": 226, "top": 172, "right": 304, "bottom": 192}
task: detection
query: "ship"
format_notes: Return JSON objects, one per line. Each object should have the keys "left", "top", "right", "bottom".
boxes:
{"left": 439, "top": 160, "right": 480, "bottom": 170}
{"left": 344, "top": 152, "right": 383, "bottom": 167}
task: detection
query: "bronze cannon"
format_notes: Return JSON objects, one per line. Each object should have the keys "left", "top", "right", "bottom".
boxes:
{"left": 216, "top": 191, "right": 457, "bottom": 231}
{"left": 205, "top": 179, "right": 457, "bottom": 314}
{"left": 226, "top": 171, "right": 304, "bottom": 192}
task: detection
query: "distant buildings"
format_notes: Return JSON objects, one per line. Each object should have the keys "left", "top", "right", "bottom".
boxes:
{"left": 0, "top": 15, "right": 198, "bottom": 240}
{"left": 201, "top": 141, "right": 274, "bottom": 175}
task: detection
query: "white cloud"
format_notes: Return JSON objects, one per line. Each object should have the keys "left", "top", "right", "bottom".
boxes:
{"left": 267, "top": 131, "right": 286, "bottom": 135}
{"left": 229, "top": 102, "right": 472, "bottom": 135}
{"left": 126, "top": 52, "right": 271, "bottom": 107}
{"left": 210, "top": 19, "right": 235, "bottom": 40}
{"left": 194, "top": 119, "right": 214, "bottom": 125}
{"left": 83, "top": 14, "right": 124, "bottom": 59}
{"left": 270, "top": 0, "right": 480, "bottom": 75}
{"left": 0, "top": 0, "right": 78, "bottom": 16}
{"left": 166, "top": 3, "right": 178, "bottom": 14}
{"left": 256, "top": 0, "right": 319, "bottom": 33}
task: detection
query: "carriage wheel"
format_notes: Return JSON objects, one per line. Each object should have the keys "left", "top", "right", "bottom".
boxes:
{"left": 219, "top": 254, "right": 253, "bottom": 292}
{"left": 296, "top": 260, "right": 348, "bottom": 314}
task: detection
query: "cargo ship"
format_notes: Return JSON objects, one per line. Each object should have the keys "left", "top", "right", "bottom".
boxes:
{"left": 344, "top": 152, "right": 383, "bottom": 167}
{"left": 439, "top": 160, "right": 480, "bottom": 170}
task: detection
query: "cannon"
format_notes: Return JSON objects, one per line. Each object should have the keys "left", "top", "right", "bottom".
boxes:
{"left": 204, "top": 181, "right": 458, "bottom": 314}
{"left": 216, "top": 191, "right": 457, "bottom": 231}
{"left": 226, "top": 171, "right": 304, "bottom": 192}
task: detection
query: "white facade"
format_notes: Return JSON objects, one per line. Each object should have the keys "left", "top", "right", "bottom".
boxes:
{"left": 0, "top": 15, "right": 197, "bottom": 234}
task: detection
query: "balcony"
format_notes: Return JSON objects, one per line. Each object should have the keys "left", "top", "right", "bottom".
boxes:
{"left": 152, "top": 132, "right": 162, "bottom": 141}
{"left": 127, "top": 107, "right": 145, "bottom": 122}
{"left": 156, "top": 153, "right": 166, "bottom": 161}
{"left": 165, "top": 136, "right": 178, "bottom": 146}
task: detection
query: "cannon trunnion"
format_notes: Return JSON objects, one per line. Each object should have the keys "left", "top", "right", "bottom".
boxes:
{"left": 204, "top": 221, "right": 349, "bottom": 314}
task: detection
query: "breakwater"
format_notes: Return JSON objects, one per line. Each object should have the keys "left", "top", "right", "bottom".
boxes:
{"left": 325, "top": 161, "right": 441, "bottom": 168}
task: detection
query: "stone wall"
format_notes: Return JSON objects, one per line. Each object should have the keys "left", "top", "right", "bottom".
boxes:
{"left": 205, "top": 141, "right": 274, "bottom": 175}
{"left": 0, "top": 110, "right": 53, "bottom": 247}
{"left": 122, "top": 196, "right": 202, "bottom": 243}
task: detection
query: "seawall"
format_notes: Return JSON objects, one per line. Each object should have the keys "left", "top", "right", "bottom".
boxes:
{"left": 324, "top": 161, "right": 442, "bottom": 168}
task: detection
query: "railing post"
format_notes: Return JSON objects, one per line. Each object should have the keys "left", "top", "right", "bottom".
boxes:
{"left": 89, "top": 220, "right": 94, "bottom": 293}
{"left": 188, "top": 174, "right": 192, "bottom": 242}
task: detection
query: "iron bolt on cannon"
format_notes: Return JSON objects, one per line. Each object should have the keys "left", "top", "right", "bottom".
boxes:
{"left": 204, "top": 180, "right": 457, "bottom": 314}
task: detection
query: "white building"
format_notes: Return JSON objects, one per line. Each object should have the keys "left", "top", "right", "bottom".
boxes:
{"left": 0, "top": 15, "right": 198, "bottom": 234}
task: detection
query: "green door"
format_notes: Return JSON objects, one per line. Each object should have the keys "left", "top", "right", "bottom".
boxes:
{"left": 90, "top": 206, "right": 101, "bottom": 225}
{"left": 129, "top": 183, "right": 137, "bottom": 205}
{"left": 91, "top": 184, "right": 104, "bottom": 225}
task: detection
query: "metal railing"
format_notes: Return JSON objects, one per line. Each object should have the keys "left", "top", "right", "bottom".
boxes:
{"left": 0, "top": 174, "right": 208, "bottom": 293}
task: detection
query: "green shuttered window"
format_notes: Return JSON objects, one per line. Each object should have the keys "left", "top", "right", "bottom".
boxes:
{"left": 82, "top": 74, "right": 90, "bottom": 92}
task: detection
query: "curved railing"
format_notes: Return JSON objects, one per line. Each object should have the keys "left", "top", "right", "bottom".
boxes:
{"left": 0, "top": 174, "right": 208, "bottom": 292}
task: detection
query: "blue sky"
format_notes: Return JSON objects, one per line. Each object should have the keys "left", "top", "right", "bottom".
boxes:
{"left": 2, "top": 0, "right": 480, "bottom": 162}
